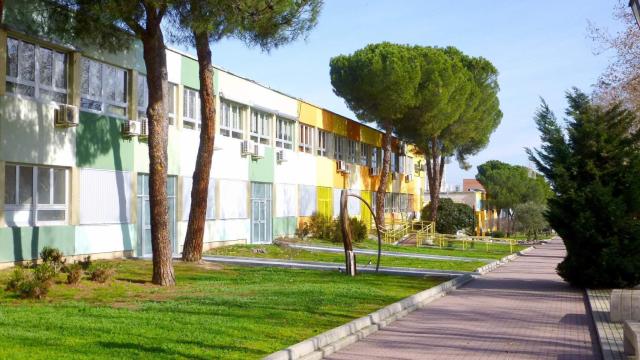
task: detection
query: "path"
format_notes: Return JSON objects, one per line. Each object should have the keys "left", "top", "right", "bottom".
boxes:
{"left": 326, "top": 239, "right": 601, "bottom": 360}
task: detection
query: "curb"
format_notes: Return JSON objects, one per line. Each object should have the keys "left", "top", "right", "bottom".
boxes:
{"left": 475, "top": 245, "right": 536, "bottom": 275}
{"left": 263, "top": 273, "right": 474, "bottom": 360}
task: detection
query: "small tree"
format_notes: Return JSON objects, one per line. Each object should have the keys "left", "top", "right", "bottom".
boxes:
{"left": 527, "top": 88, "right": 640, "bottom": 288}
{"left": 513, "top": 202, "right": 548, "bottom": 240}
{"left": 421, "top": 198, "right": 474, "bottom": 235}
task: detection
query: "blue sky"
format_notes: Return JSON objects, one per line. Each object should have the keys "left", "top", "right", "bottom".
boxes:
{"left": 195, "top": 0, "right": 622, "bottom": 186}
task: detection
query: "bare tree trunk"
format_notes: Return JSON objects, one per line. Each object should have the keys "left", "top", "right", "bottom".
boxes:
{"left": 425, "top": 138, "right": 443, "bottom": 222}
{"left": 375, "top": 125, "right": 392, "bottom": 227}
{"left": 340, "top": 190, "right": 355, "bottom": 276}
{"left": 182, "top": 31, "right": 216, "bottom": 262}
{"left": 141, "top": 13, "right": 175, "bottom": 286}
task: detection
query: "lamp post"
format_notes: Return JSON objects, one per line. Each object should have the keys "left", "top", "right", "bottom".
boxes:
{"left": 630, "top": 0, "right": 640, "bottom": 29}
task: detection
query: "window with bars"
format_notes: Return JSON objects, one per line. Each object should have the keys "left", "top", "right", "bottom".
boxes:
{"left": 399, "top": 155, "right": 406, "bottom": 174}
{"left": 6, "top": 37, "right": 68, "bottom": 104}
{"left": 347, "top": 139, "right": 358, "bottom": 163}
{"left": 334, "top": 135, "right": 346, "bottom": 161}
{"left": 183, "top": 87, "right": 201, "bottom": 129}
{"left": 167, "top": 82, "right": 177, "bottom": 125}
{"left": 137, "top": 74, "right": 148, "bottom": 120}
{"left": 4, "top": 164, "right": 68, "bottom": 226}
{"left": 359, "top": 142, "right": 370, "bottom": 166}
{"left": 80, "top": 57, "right": 128, "bottom": 117}
{"left": 220, "top": 100, "right": 244, "bottom": 139}
{"left": 276, "top": 117, "right": 294, "bottom": 149}
{"left": 299, "top": 124, "right": 313, "bottom": 153}
{"left": 371, "top": 147, "right": 380, "bottom": 169}
{"left": 316, "top": 130, "right": 330, "bottom": 157}
{"left": 250, "top": 109, "right": 271, "bottom": 145}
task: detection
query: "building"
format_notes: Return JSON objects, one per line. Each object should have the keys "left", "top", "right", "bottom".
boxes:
{"left": 0, "top": 22, "right": 426, "bottom": 266}
{"left": 439, "top": 179, "right": 496, "bottom": 236}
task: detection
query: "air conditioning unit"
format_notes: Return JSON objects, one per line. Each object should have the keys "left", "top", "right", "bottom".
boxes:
{"left": 392, "top": 172, "right": 399, "bottom": 180}
{"left": 369, "top": 167, "right": 381, "bottom": 176}
{"left": 336, "top": 160, "right": 349, "bottom": 174}
{"left": 252, "top": 144, "right": 265, "bottom": 159}
{"left": 54, "top": 104, "right": 79, "bottom": 127}
{"left": 276, "top": 150, "right": 288, "bottom": 163}
{"left": 122, "top": 120, "right": 141, "bottom": 137}
{"left": 139, "top": 117, "right": 149, "bottom": 138}
{"left": 241, "top": 140, "right": 255, "bottom": 156}
{"left": 405, "top": 174, "right": 414, "bottom": 183}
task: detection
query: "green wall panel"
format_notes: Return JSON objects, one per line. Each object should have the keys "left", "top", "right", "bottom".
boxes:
{"left": 249, "top": 147, "right": 275, "bottom": 183}
{"left": 181, "top": 57, "right": 200, "bottom": 90}
{"left": 0, "top": 226, "right": 75, "bottom": 262}
{"left": 273, "top": 217, "right": 296, "bottom": 238}
{"left": 76, "top": 112, "right": 135, "bottom": 171}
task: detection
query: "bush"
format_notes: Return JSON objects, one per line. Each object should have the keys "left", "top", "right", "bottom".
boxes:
{"left": 295, "top": 222, "right": 310, "bottom": 240}
{"left": 491, "top": 230, "right": 505, "bottom": 238}
{"left": 422, "top": 198, "right": 474, "bottom": 234}
{"left": 89, "top": 263, "right": 116, "bottom": 283}
{"left": 331, "top": 217, "right": 368, "bottom": 244}
{"left": 307, "top": 213, "right": 334, "bottom": 241}
{"left": 33, "top": 262, "right": 57, "bottom": 283}
{"left": 300, "top": 213, "right": 368, "bottom": 243}
{"left": 5, "top": 265, "right": 53, "bottom": 299}
{"left": 78, "top": 256, "right": 92, "bottom": 271}
{"left": 40, "top": 246, "right": 65, "bottom": 273}
{"left": 5, "top": 267, "right": 28, "bottom": 292}
{"left": 64, "top": 263, "right": 84, "bottom": 285}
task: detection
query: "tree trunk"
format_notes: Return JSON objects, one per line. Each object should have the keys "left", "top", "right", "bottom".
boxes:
{"left": 141, "top": 15, "right": 175, "bottom": 286}
{"left": 375, "top": 126, "right": 392, "bottom": 228}
{"left": 340, "top": 190, "right": 355, "bottom": 276}
{"left": 182, "top": 31, "right": 216, "bottom": 262}
{"left": 425, "top": 138, "right": 444, "bottom": 222}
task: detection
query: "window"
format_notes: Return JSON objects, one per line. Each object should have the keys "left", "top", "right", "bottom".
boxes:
{"left": 276, "top": 117, "right": 294, "bottom": 149}
{"left": 316, "top": 130, "right": 330, "bottom": 157}
{"left": 250, "top": 109, "right": 271, "bottom": 145}
{"left": 167, "top": 82, "right": 177, "bottom": 125}
{"left": 183, "top": 87, "right": 201, "bottom": 129}
{"left": 137, "top": 74, "right": 148, "bottom": 120}
{"left": 81, "top": 57, "right": 127, "bottom": 117}
{"left": 334, "top": 135, "right": 346, "bottom": 160}
{"left": 360, "top": 143, "right": 370, "bottom": 166}
{"left": 298, "top": 124, "right": 313, "bottom": 153}
{"left": 347, "top": 139, "right": 358, "bottom": 163}
{"left": 6, "top": 37, "right": 67, "bottom": 103}
{"left": 384, "top": 192, "right": 392, "bottom": 213}
{"left": 399, "top": 155, "right": 406, "bottom": 175}
{"left": 220, "top": 100, "right": 244, "bottom": 139}
{"left": 407, "top": 157, "right": 414, "bottom": 175}
{"left": 4, "top": 164, "right": 68, "bottom": 226}
{"left": 371, "top": 147, "right": 380, "bottom": 169}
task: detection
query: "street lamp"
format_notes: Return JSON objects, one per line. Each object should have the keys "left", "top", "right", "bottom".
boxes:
{"left": 630, "top": 0, "right": 640, "bottom": 29}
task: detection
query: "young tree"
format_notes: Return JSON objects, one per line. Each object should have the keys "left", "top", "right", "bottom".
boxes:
{"left": 396, "top": 47, "right": 502, "bottom": 221}
{"left": 330, "top": 43, "right": 422, "bottom": 225}
{"left": 513, "top": 201, "right": 548, "bottom": 240}
{"left": 174, "top": 0, "right": 321, "bottom": 262}
{"left": 421, "top": 198, "right": 474, "bottom": 235}
{"left": 527, "top": 88, "right": 640, "bottom": 288}
{"left": 32, "top": 0, "right": 176, "bottom": 285}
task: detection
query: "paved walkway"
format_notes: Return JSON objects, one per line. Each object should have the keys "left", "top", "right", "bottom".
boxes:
{"left": 326, "top": 239, "right": 601, "bottom": 360}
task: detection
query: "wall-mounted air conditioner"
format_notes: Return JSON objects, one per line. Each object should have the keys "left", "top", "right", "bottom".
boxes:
{"left": 276, "top": 150, "right": 288, "bottom": 163}
{"left": 369, "top": 167, "right": 381, "bottom": 176}
{"left": 253, "top": 143, "right": 265, "bottom": 159}
{"left": 122, "top": 120, "right": 141, "bottom": 137}
{"left": 405, "top": 174, "right": 414, "bottom": 183}
{"left": 336, "top": 160, "right": 349, "bottom": 174}
{"left": 241, "top": 140, "right": 255, "bottom": 156}
{"left": 54, "top": 104, "right": 79, "bottom": 127}
{"left": 392, "top": 172, "right": 399, "bottom": 180}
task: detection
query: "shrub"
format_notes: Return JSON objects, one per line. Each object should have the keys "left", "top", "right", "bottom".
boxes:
{"left": 491, "top": 230, "right": 505, "bottom": 238}
{"left": 422, "top": 198, "right": 474, "bottom": 234}
{"left": 5, "top": 267, "right": 28, "bottom": 292}
{"left": 89, "top": 263, "right": 116, "bottom": 283}
{"left": 78, "top": 256, "right": 92, "bottom": 271}
{"left": 5, "top": 265, "right": 53, "bottom": 299}
{"left": 65, "top": 263, "right": 84, "bottom": 285}
{"left": 40, "top": 246, "right": 65, "bottom": 273}
{"left": 307, "top": 213, "right": 334, "bottom": 241}
{"left": 331, "top": 217, "right": 368, "bottom": 244}
{"left": 295, "top": 222, "right": 310, "bottom": 240}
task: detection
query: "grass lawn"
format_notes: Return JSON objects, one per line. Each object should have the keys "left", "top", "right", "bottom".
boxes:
{"left": 0, "top": 260, "right": 444, "bottom": 359}
{"left": 295, "top": 238, "right": 527, "bottom": 260}
{"left": 205, "top": 244, "right": 485, "bottom": 272}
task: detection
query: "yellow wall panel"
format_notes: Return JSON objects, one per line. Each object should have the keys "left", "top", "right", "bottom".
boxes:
{"left": 299, "top": 101, "right": 322, "bottom": 127}
{"left": 316, "top": 157, "right": 335, "bottom": 188}
{"left": 360, "top": 191, "right": 372, "bottom": 229}
{"left": 361, "top": 126, "right": 382, "bottom": 147}
{"left": 331, "top": 113, "right": 348, "bottom": 136}
{"left": 321, "top": 110, "right": 333, "bottom": 132}
{"left": 317, "top": 187, "right": 333, "bottom": 217}
{"left": 347, "top": 120, "right": 360, "bottom": 141}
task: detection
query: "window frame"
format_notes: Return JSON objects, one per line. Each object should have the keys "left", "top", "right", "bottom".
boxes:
{"left": 334, "top": 135, "right": 346, "bottom": 161}
{"left": 250, "top": 109, "right": 272, "bottom": 145}
{"left": 80, "top": 57, "right": 128, "bottom": 118}
{"left": 359, "top": 142, "right": 370, "bottom": 167}
{"left": 275, "top": 117, "right": 294, "bottom": 149}
{"left": 220, "top": 99, "right": 245, "bottom": 139}
{"left": 4, "top": 163, "right": 69, "bottom": 226}
{"left": 167, "top": 82, "right": 177, "bottom": 126}
{"left": 137, "top": 73, "right": 149, "bottom": 120}
{"left": 182, "top": 86, "right": 201, "bottom": 130}
{"left": 6, "top": 37, "right": 68, "bottom": 104}
{"left": 298, "top": 123, "right": 314, "bottom": 153}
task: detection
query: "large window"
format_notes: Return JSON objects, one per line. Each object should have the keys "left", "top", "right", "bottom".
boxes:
{"left": 334, "top": 135, "right": 346, "bottom": 161}
{"left": 250, "top": 109, "right": 271, "bottom": 145}
{"left": 371, "top": 147, "right": 380, "bottom": 169}
{"left": 316, "top": 130, "right": 330, "bottom": 157}
{"left": 137, "top": 74, "right": 148, "bottom": 120}
{"left": 167, "top": 82, "right": 177, "bottom": 125}
{"left": 359, "top": 143, "right": 370, "bottom": 166}
{"left": 183, "top": 87, "right": 201, "bottom": 129}
{"left": 220, "top": 100, "right": 244, "bottom": 139}
{"left": 6, "top": 37, "right": 67, "bottom": 103}
{"left": 298, "top": 124, "right": 313, "bottom": 153}
{"left": 81, "top": 57, "right": 127, "bottom": 117}
{"left": 276, "top": 117, "right": 294, "bottom": 149}
{"left": 4, "top": 164, "right": 68, "bottom": 226}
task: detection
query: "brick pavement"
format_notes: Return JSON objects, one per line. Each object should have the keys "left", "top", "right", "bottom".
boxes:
{"left": 326, "top": 239, "right": 600, "bottom": 360}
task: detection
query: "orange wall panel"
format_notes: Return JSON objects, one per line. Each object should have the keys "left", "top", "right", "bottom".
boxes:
{"left": 347, "top": 120, "right": 360, "bottom": 141}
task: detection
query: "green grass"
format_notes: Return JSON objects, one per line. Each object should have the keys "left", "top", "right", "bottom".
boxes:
{"left": 0, "top": 260, "right": 444, "bottom": 359}
{"left": 296, "top": 238, "right": 527, "bottom": 260}
{"left": 205, "top": 244, "right": 485, "bottom": 272}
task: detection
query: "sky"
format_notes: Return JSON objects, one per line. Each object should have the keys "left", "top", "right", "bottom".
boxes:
{"left": 186, "top": 0, "right": 624, "bottom": 187}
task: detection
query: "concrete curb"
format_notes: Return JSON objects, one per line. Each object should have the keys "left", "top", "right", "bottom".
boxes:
{"left": 262, "top": 273, "right": 474, "bottom": 360}
{"left": 475, "top": 245, "right": 536, "bottom": 275}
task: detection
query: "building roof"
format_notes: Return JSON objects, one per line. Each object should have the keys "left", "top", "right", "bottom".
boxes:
{"left": 462, "top": 179, "right": 485, "bottom": 192}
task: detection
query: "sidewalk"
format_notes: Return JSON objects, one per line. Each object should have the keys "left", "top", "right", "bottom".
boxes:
{"left": 326, "top": 239, "right": 601, "bottom": 360}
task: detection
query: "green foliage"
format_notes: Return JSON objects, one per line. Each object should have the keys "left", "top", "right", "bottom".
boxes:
{"left": 64, "top": 263, "right": 84, "bottom": 285}
{"left": 513, "top": 202, "right": 548, "bottom": 240}
{"left": 302, "top": 213, "right": 368, "bottom": 243}
{"left": 306, "top": 213, "right": 334, "bottom": 241}
{"left": 332, "top": 217, "right": 368, "bottom": 244}
{"left": 527, "top": 88, "right": 640, "bottom": 288}
{"left": 40, "top": 246, "right": 65, "bottom": 273}
{"left": 4, "top": 267, "right": 28, "bottom": 292}
{"left": 490, "top": 230, "right": 505, "bottom": 238}
{"left": 422, "top": 198, "right": 474, "bottom": 234}
{"left": 476, "top": 160, "right": 550, "bottom": 211}
{"left": 5, "top": 265, "right": 54, "bottom": 299}
{"left": 88, "top": 263, "right": 116, "bottom": 283}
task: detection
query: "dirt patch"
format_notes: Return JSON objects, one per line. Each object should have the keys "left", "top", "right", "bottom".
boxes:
{"left": 111, "top": 302, "right": 141, "bottom": 310}
{"left": 193, "top": 262, "right": 224, "bottom": 271}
